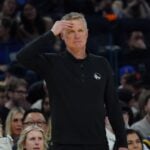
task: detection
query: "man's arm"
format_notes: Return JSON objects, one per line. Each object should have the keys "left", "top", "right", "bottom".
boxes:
{"left": 103, "top": 59, "right": 128, "bottom": 149}
{"left": 16, "top": 20, "right": 73, "bottom": 75}
{"left": 16, "top": 31, "right": 55, "bottom": 71}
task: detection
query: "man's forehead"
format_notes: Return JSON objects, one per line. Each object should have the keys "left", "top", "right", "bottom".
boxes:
{"left": 25, "top": 112, "right": 45, "bottom": 120}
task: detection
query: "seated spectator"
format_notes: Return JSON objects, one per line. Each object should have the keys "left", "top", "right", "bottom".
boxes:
{"left": 18, "top": 1, "right": 53, "bottom": 43}
{"left": 0, "top": 17, "right": 12, "bottom": 43}
{"left": 131, "top": 95, "right": 150, "bottom": 138}
{"left": 11, "top": 108, "right": 51, "bottom": 150}
{"left": 0, "top": 17, "right": 24, "bottom": 65}
{"left": 0, "top": 17, "right": 23, "bottom": 64}
{"left": 31, "top": 0, "right": 64, "bottom": 20}
{"left": 5, "top": 107, "right": 25, "bottom": 145}
{"left": 0, "top": 116, "right": 13, "bottom": 150}
{"left": 5, "top": 77, "right": 31, "bottom": 110}
{"left": 112, "top": 0, "right": 126, "bottom": 18}
{"left": 0, "top": 0, "right": 18, "bottom": 19}
{"left": 22, "top": 108, "right": 51, "bottom": 139}
{"left": 0, "top": 135, "right": 13, "bottom": 150}
{"left": 124, "top": 0, "right": 150, "bottom": 18}
{"left": 28, "top": 80, "right": 47, "bottom": 109}
{"left": 126, "top": 129, "right": 148, "bottom": 150}
{"left": 119, "top": 100, "right": 134, "bottom": 128}
{"left": 92, "top": 0, "right": 118, "bottom": 21}
{"left": 17, "top": 125, "right": 48, "bottom": 150}
{"left": 127, "top": 31, "right": 147, "bottom": 50}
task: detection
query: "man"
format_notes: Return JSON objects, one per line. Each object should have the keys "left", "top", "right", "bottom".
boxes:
{"left": 22, "top": 108, "right": 48, "bottom": 132}
{"left": 17, "top": 12, "right": 128, "bottom": 150}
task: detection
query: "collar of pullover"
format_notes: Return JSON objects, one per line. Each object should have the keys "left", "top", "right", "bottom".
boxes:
{"left": 63, "top": 50, "right": 89, "bottom": 63}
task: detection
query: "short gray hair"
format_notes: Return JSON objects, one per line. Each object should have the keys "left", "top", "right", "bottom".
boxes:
{"left": 61, "top": 12, "right": 87, "bottom": 29}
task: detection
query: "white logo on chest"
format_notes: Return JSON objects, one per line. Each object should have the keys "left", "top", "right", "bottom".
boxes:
{"left": 94, "top": 73, "right": 101, "bottom": 80}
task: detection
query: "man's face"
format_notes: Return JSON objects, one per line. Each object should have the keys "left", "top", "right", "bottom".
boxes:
{"left": 24, "top": 130, "right": 44, "bottom": 150}
{"left": 23, "top": 112, "right": 47, "bottom": 132}
{"left": 61, "top": 19, "right": 88, "bottom": 52}
{"left": 13, "top": 86, "right": 27, "bottom": 103}
{"left": 3, "top": 0, "right": 17, "bottom": 16}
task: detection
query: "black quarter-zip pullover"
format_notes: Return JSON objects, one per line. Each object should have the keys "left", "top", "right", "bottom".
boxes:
{"left": 17, "top": 31, "right": 127, "bottom": 148}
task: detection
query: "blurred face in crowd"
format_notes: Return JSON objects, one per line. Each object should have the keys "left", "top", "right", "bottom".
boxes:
{"left": 23, "top": 112, "right": 47, "bottom": 132}
{"left": 23, "top": 3, "right": 37, "bottom": 21}
{"left": 127, "top": 133, "right": 143, "bottom": 150}
{"left": 13, "top": 85, "right": 28, "bottom": 103}
{"left": 61, "top": 19, "right": 88, "bottom": 53}
{"left": 24, "top": 130, "right": 44, "bottom": 150}
{"left": 2, "top": 0, "right": 17, "bottom": 16}
{"left": 128, "top": 31, "right": 146, "bottom": 50}
{"left": 42, "top": 96, "right": 50, "bottom": 114}
{"left": 11, "top": 112, "right": 23, "bottom": 137}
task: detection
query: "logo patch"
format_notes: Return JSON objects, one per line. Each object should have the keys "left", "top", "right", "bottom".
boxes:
{"left": 94, "top": 73, "right": 101, "bottom": 80}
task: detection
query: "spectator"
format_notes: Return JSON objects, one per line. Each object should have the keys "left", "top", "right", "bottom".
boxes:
{"left": 18, "top": 1, "right": 53, "bottom": 43}
{"left": 5, "top": 78, "right": 31, "bottom": 110}
{"left": 31, "top": 0, "right": 64, "bottom": 21}
{"left": 112, "top": 0, "right": 126, "bottom": 18}
{"left": 0, "top": 17, "right": 24, "bottom": 65}
{"left": 92, "top": 0, "right": 117, "bottom": 21}
{"left": 126, "top": 129, "right": 148, "bottom": 150}
{"left": 0, "top": 0, "right": 18, "bottom": 19}
{"left": 17, "top": 125, "right": 48, "bottom": 150}
{"left": 28, "top": 80, "right": 47, "bottom": 109}
{"left": 127, "top": 31, "right": 147, "bottom": 50}
{"left": 12, "top": 108, "right": 51, "bottom": 150}
{"left": 0, "top": 17, "right": 23, "bottom": 65}
{"left": 22, "top": 108, "right": 51, "bottom": 140}
{"left": 0, "top": 17, "right": 12, "bottom": 43}
{"left": 5, "top": 107, "right": 25, "bottom": 145}
{"left": 124, "top": 0, "right": 150, "bottom": 18}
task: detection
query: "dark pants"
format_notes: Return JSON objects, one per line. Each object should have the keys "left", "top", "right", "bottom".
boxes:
{"left": 50, "top": 144, "right": 109, "bottom": 150}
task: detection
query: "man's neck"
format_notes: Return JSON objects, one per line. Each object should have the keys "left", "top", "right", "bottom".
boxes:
{"left": 67, "top": 48, "right": 87, "bottom": 59}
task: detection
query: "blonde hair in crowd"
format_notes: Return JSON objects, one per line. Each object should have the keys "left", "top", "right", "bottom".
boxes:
{"left": 17, "top": 125, "right": 48, "bottom": 150}
{"left": 5, "top": 107, "right": 25, "bottom": 136}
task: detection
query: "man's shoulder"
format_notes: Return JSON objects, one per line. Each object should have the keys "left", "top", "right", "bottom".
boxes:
{"left": 88, "top": 53, "right": 109, "bottom": 64}
{"left": 44, "top": 52, "right": 60, "bottom": 60}
{"left": 89, "top": 53, "right": 106, "bottom": 60}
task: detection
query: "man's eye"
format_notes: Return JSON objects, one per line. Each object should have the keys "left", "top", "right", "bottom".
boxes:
{"left": 67, "top": 30, "right": 74, "bottom": 34}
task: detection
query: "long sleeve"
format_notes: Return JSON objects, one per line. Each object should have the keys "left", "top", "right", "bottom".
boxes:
{"left": 16, "top": 31, "right": 55, "bottom": 76}
{"left": 104, "top": 59, "right": 127, "bottom": 148}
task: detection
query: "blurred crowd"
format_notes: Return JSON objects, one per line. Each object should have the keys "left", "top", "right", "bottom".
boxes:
{"left": 0, "top": 0, "right": 150, "bottom": 150}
